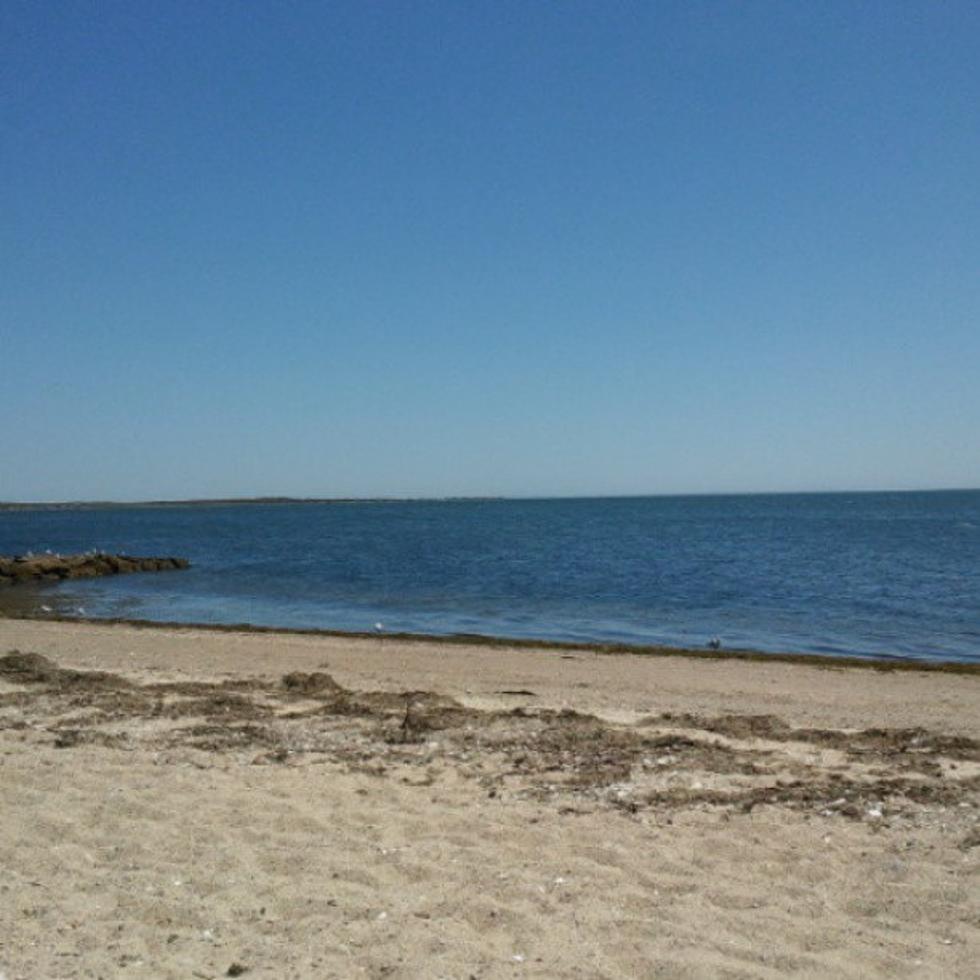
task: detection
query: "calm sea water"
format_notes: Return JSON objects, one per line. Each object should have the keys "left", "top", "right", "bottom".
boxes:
{"left": 1, "top": 492, "right": 978, "bottom": 663}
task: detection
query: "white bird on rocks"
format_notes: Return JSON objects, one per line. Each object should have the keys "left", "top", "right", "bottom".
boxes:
{"left": 374, "top": 622, "right": 384, "bottom": 633}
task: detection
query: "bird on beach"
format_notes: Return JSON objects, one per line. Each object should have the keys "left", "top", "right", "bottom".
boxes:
{"left": 374, "top": 622, "right": 384, "bottom": 633}
{"left": 707, "top": 637, "right": 722, "bottom": 650}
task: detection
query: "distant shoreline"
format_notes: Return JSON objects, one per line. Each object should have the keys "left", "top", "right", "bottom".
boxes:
{"left": 0, "top": 496, "right": 505, "bottom": 511}
{"left": 1, "top": 487, "right": 977, "bottom": 511}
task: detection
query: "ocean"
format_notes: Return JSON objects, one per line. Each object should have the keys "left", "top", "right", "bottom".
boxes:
{"left": 1, "top": 491, "right": 977, "bottom": 663}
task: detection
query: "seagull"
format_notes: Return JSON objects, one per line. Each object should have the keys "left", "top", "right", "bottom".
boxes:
{"left": 374, "top": 622, "right": 384, "bottom": 633}
{"left": 40, "top": 604, "right": 52, "bottom": 613}
{"left": 707, "top": 637, "right": 721, "bottom": 651}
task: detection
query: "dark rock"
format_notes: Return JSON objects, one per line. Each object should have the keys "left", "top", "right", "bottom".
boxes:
{"left": 0, "top": 553, "right": 191, "bottom": 586}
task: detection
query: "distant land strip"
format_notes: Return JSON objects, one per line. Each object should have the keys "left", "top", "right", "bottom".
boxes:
{"left": 0, "top": 497, "right": 504, "bottom": 512}
{"left": 2, "top": 489, "right": 977, "bottom": 511}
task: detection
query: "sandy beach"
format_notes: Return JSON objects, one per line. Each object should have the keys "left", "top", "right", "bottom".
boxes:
{"left": 1, "top": 618, "right": 977, "bottom": 979}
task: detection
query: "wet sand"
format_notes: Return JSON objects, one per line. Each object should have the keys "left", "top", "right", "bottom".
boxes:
{"left": 1, "top": 618, "right": 978, "bottom": 978}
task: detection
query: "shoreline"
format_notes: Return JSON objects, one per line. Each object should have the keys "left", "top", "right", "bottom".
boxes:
{"left": 2, "top": 609, "right": 978, "bottom": 674}
{"left": 2, "top": 616, "right": 979, "bottom": 732}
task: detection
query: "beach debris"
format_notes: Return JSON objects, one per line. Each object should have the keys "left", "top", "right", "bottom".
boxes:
{"left": 281, "top": 671, "right": 343, "bottom": 696}
{"left": 820, "top": 797, "right": 853, "bottom": 816}
{"left": 0, "top": 650, "right": 132, "bottom": 688}
{"left": 226, "top": 964, "right": 249, "bottom": 977}
{"left": 4, "top": 650, "right": 978, "bottom": 829}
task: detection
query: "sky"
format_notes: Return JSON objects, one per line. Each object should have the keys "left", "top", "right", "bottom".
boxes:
{"left": 2, "top": 1, "right": 978, "bottom": 501}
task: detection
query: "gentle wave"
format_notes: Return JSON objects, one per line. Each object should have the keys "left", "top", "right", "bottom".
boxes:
{"left": 1, "top": 491, "right": 978, "bottom": 663}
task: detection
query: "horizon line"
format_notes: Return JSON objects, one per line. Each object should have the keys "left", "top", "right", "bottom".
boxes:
{"left": 2, "top": 486, "right": 978, "bottom": 510}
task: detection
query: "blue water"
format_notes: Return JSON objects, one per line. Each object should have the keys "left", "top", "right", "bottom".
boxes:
{"left": 1, "top": 492, "right": 978, "bottom": 663}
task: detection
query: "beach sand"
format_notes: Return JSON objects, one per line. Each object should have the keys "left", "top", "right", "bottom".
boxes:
{"left": 1, "top": 618, "right": 977, "bottom": 978}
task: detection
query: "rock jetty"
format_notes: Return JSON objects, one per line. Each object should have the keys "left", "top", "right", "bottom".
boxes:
{"left": 0, "top": 553, "right": 190, "bottom": 586}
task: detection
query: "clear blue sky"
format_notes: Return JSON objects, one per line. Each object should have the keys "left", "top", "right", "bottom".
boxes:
{"left": 3, "top": 1, "right": 978, "bottom": 500}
